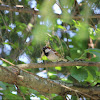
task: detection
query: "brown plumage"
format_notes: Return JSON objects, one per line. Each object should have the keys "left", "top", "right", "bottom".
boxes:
{"left": 42, "top": 46, "right": 67, "bottom": 62}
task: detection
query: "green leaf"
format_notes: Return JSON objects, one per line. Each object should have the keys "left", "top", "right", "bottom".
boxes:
{"left": 76, "top": 66, "right": 82, "bottom": 69}
{"left": 19, "top": 86, "right": 28, "bottom": 94}
{"left": 61, "top": 78, "right": 73, "bottom": 84}
{"left": 57, "top": 25, "right": 66, "bottom": 30}
{"left": 2, "top": 63, "right": 7, "bottom": 67}
{"left": 96, "top": 71, "right": 100, "bottom": 76}
{"left": 71, "top": 67, "right": 88, "bottom": 82}
{"left": 85, "top": 48, "right": 100, "bottom": 57}
{"left": 3, "top": 93, "right": 22, "bottom": 100}
{"left": 7, "top": 26, "right": 12, "bottom": 30}
{"left": 0, "top": 81, "right": 6, "bottom": 90}
{"left": 91, "top": 57, "right": 100, "bottom": 62}
{"left": 2, "top": 42, "right": 9, "bottom": 45}
{"left": 38, "top": 95, "right": 49, "bottom": 100}
{"left": 48, "top": 72, "right": 57, "bottom": 76}
{"left": 55, "top": 66, "right": 61, "bottom": 71}
{"left": 71, "top": 95, "right": 78, "bottom": 100}
{"left": 66, "top": 56, "right": 73, "bottom": 61}
{"left": 97, "top": 79, "right": 100, "bottom": 84}
{"left": 86, "top": 66, "right": 97, "bottom": 78}
{"left": 28, "top": 23, "right": 33, "bottom": 27}
{"left": 53, "top": 95, "right": 64, "bottom": 100}
{"left": 97, "top": 24, "right": 100, "bottom": 28}
{"left": 74, "top": 21, "right": 89, "bottom": 40}
{"left": 85, "top": 48, "right": 100, "bottom": 62}
{"left": 85, "top": 70, "right": 94, "bottom": 83}
{"left": 41, "top": 56, "right": 48, "bottom": 60}
{"left": 11, "top": 42, "right": 19, "bottom": 49}
{"left": 89, "top": 28, "right": 96, "bottom": 40}
{"left": 48, "top": 72, "right": 57, "bottom": 80}
{"left": 86, "top": 70, "right": 98, "bottom": 86}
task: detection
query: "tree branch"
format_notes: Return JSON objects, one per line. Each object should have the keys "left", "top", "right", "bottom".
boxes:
{"left": 0, "top": 57, "right": 100, "bottom": 99}
{"left": 0, "top": 5, "right": 39, "bottom": 15}
{"left": 16, "top": 61, "right": 100, "bottom": 69}
{"left": 0, "top": 65, "right": 99, "bottom": 99}
{"left": 0, "top": 5, "right": 100, "bottom": 19}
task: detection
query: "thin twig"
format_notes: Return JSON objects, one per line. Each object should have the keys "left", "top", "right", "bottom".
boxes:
{"left": 0, "top": 57, "right": 15, "bottom": 66}
{"left": 60, "top": 84, "right": 96, "bottom": 100}
{"left": 0, "top": 12, "right": 8, "bottom": 31}
{"left": 15, "top": 84, "right": 25, "bottom": 100}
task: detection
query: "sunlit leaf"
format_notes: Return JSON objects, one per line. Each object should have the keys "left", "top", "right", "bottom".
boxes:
{"left": 57, "top": 25, "right": 66, "bottom": 30}
{"left": 89, "top": 28, "right": 96, "bottom": 40}
{"left": 55, "top": 66, "right": 61, "bottom": 71}
{"left": 41, "top": 56, "right": 48, "bottom": 60}
{"left": 48, "top": 72, "right": 57, "bottom": 79}
{"left": 2, "top": 63, "right": 7, "bottom": 67}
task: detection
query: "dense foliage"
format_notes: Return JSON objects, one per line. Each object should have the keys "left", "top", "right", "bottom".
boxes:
{"left": 0, "top": 0, "right": 100, "bottom": 99}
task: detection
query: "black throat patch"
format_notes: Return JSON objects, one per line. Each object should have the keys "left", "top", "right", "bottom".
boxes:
{"left": 43, "top": 47, "right": 49, "bottom": 56}
{"left": 44, "top": 52, "right": 49, "bottom": 56}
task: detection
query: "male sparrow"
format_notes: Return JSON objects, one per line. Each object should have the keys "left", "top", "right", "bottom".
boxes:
{"left": 42, "top": 46, "right": 67, "bottom": 62}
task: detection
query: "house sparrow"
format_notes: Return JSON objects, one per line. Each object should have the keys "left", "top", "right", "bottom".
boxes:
{"left": 41, "top": 46, "right": 67, "bottom": 62}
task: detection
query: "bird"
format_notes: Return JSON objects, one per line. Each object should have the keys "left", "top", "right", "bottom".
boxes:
{"left": 41, "top": 46, "right": 67, "bottom": 62}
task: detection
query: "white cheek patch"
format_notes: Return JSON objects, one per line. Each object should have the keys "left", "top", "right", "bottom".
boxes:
{"left": 45, "top": 48, "right": 51, "bottom": 53}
